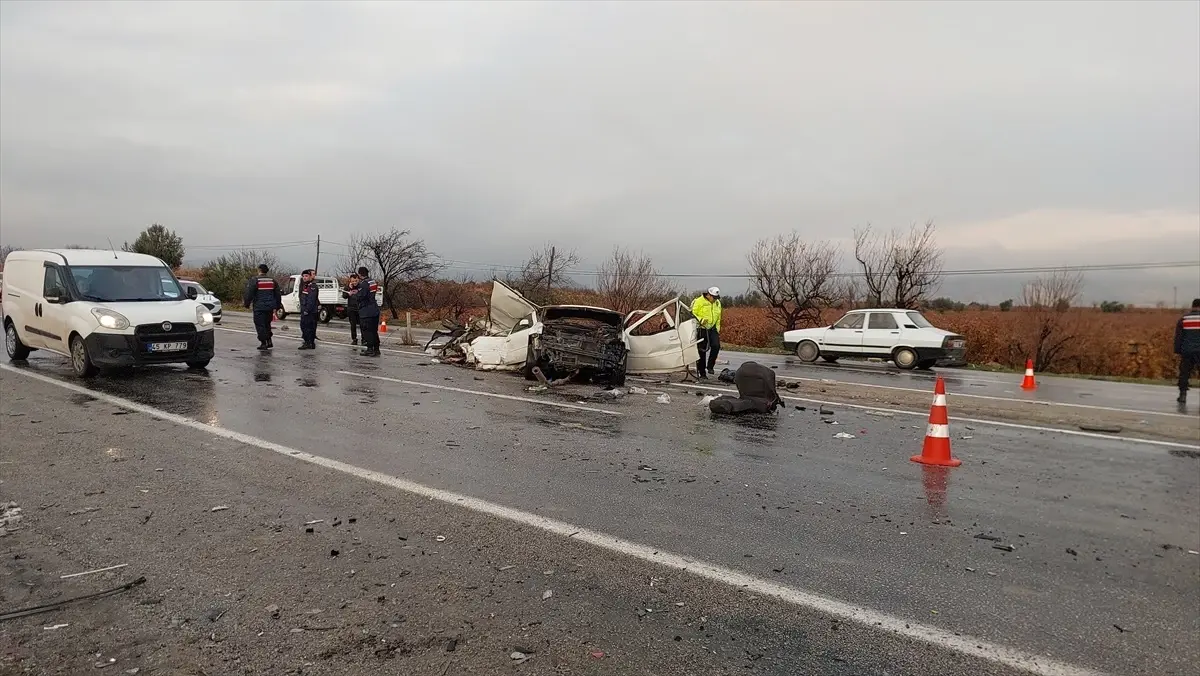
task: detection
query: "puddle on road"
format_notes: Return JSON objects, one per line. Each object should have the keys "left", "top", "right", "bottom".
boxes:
{"left": 921, "top": 465, "right": 952, "bottom": 522}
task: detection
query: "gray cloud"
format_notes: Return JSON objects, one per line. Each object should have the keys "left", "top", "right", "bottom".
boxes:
{"left": 2, "top": 0, "right": 1197, "bottom": 303}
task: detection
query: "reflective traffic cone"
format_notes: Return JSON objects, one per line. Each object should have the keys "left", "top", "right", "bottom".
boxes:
{"left": 910, "top": 376, "right": 961, "bottom": 467}
{"left": 379, "top": 319, "right": 388, "bottom": 334}
{"left": 1020, "top": 359, "right": 1037, "bottom": 390}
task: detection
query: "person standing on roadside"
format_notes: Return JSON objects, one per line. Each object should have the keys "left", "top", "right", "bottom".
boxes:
{"left": 298, "top": 269, "right": 319, "bottom": 350}
{"left": 1174, "top": 297, "right": 1200, "bottom": 404}
{"left": 342, "top": 272, "right": 362, "bottom": 346}
{"left": 243, "top": 263, "right": 282, "bottom": 351}
{"left": 354, "top": 266, "right": 381, "bottom": 356}
{"left": 691, "top": 286, "right": 723, "bottom": 379}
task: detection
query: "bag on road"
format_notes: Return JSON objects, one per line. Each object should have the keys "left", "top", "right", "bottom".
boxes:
{"left": 708, "top": 362, "right": 782, "bottom": 415}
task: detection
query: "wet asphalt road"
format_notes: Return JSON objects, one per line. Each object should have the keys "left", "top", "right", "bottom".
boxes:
{"left": 3, "top": 317, "right": 1198, "bottom": 675}
{"left": 227, "top": 312, "right": 1194, "bottom": 419}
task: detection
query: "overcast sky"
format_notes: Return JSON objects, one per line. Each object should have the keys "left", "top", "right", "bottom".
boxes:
{"left": 2, "top": 0, "right": 1198, "bottom": 304}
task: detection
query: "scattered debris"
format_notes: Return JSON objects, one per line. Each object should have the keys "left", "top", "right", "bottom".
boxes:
{"left": 1113, "top": 624, "right": 1128, "bottom": 633}
{"left": 819, "top": 407, "right": 834, "bottom": 416}
{"left": 305, "top": 520, "right": 324, "bottom": 526}
{"left": 1066, "top": 548, "right": 1078, "bottom": 557}
{"left": 61, "top": 563, "right": 129, "bottom": 579}
{"left": 511, "top": 651, "right": 531, "bottom": 664}
{"left": 0, "top": 577, "right": 147, "bottom": 622}
{"left": 629, "top": 386, "right": 649, "bottom": 395}
{"left": 638, "top": 464, "right": 656, "bottom": 471}
{"left": 330, "top": 550, "right": 339, "bottom": 558}
{"left": 965, "top": 567, "right": 976, "bottom": 573}
{"left": 43, "top": 623, "right": 69, "bottom": 631}
{"left": 698, "top": 395, "right": 718, "bottom": 406}
{"left": 1079, "top": 424, "right": 1123, "bottom": 434}
{"left": 973, "top": 533, "right": 1002, "bottom": 542}
{"left": 210, "top": 505, "right": 230, "bottom": 513}
{"left": 266, "top": 604, "right": 281, "bottom": 618}
{"left": 436, "top": 536, "right": 447, "bottom": 542}
{"left": 67, "top": 507, "right": 101, "bottom": 516}
{"left": 717, "top": 368, "right": 737, "bottom": 384}
{"left": 865, "top": 410, "right": 894, "bottom": 418}
{"left": 794, "top": 405, "right": 806, "bottom": 411}
{"left": 833, "top": 432, "right": 856, "bottom": 439}
{"left": 993, "top": 544, "right": 1016, "bottom": 552}
{"left": 590, "top": 651, "right": 606, "bottom": 659}
{"left": 542, "top": 590, "right": 553, "bottom": 601}
{"left": 656, "top": 394, "right": 672, "bottom": 404}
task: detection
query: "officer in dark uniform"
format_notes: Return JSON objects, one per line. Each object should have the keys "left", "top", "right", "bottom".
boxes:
{"left": 342, "top": 273, "right": 362, "bottom": 345}
{"left": 242, "top": 264, "right": 282, "bottom": 351}
{"left": 1174, "top": 298, "right": 1200, "bottom": 403}
{"left": 298, "top": 269, "right": 320, "bottom": 350}
{"left": 354, "top": 266, "right": 381, "bottom": 356}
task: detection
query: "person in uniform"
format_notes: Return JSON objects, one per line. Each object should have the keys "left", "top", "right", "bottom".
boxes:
{"left": 1174, "top": 298, "right": 1200, "bottom": 403}
{"left": 354, "top": 266, "right": 381, "bottom": 356}
{"left": 691, "top": 287, "right": 723, "bottom": 379}
{"left": 342, "top": 272, "right": 362, "bottom": 345}
{"left": 242, "top": 264, "right": 282, "bottom": 351}
{"left": 298, "top": 269, "right": 319, "bottom": 350}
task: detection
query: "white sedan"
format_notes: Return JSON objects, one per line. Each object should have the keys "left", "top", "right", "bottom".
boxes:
{"left": 782, "top": 308, "right": 966, "bottom": 370}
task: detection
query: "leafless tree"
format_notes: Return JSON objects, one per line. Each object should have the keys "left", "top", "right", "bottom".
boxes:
{"left": 507, "top": 243, "right": 579, "bottom": 304}
{"left": 0, "top": 244, "right": 16, "bottom": 268}
{"left": 746, "top": 232, "right": 841, "bottom": 331}
{"left": 596, "top": 246, "right": 677, "bottom": 315}
{"left": 348, "top": 229, "right": 443, "bottom": 317}
{"left": 1016, "top": 270, "right": 1085, "bottom": 371}
{"left": 853, "top": 221, "right": 944, "bottom": 308}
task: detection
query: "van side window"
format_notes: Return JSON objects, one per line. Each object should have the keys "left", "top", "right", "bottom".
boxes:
{"left": 43, "top": 266, "right": 66, "bottom": 297}
{"left": 281, "top": 279, "right": 295, "bottom": 295}
{"left": 868, "top": 312, "right": 899, "bottom": 330}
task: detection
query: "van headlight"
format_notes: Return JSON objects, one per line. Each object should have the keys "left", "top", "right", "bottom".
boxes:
{"left": 91, "top": 308, "right": 130, "bottom": 330}
{"left": 196, "top": 306, "right": 214, "bottom": 327}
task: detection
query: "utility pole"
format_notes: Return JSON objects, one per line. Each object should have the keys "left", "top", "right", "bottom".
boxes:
{"left": 314, "top": 235, "right": 321, "bottom": 274}
{"left": 1174, "top": 286, "right": 1178, "bottom": 308}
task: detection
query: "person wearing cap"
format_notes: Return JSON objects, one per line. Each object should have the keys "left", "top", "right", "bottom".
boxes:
{"left": 691, "top": 287, "right": 723, "bottom": 379}
{"left": 1174, "top": 297, "right": 1200, "bottom": 404}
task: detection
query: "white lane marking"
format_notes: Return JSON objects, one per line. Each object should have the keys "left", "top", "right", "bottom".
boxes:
{"left": 743, "top": 371, "right": 1190, "bottom": 419}
{"left": 217, "top": 326, "right": 428, "bottom": 360}
{"left": 652, "top": 379, "right": 1200, "bottom": 451}
{"left": 0, "top": 363, "right": 1104, "bottom": 676}
{"left": 337, "top": 370, "right": 621, "bottom": 416}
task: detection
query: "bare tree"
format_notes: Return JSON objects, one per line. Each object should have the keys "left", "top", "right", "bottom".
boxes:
{"left": 596, "top": 246, "right": 676, "bottom": 315}
{"left": 853, "top": 221, "right": 944, "bottom": 308}
{"left": 198, "top": 249, "right": 284, "bottom": 302}
{"left": 0, "top": 244, "right": 16, "bottom": 268}
{"left": 348, "top": 229, "right": 442, "bottom": 317}
{"left": 1017, "top": 270, "right": 1085, "bottom": 371}
{"left": 746, "top": 232, "right": 841, "bottom": 331}
{"left": 507, "top": 243, "right": 579, "bottom": 304}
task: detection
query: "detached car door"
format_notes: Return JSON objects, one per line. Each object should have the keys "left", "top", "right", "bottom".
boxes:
{"left": 624, "top": 299, "right": 700, "bottom": 375}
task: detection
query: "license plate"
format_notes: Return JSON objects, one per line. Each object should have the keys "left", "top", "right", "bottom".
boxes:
{"left": 147, "top": 341, "right": 188, "bottom": 352}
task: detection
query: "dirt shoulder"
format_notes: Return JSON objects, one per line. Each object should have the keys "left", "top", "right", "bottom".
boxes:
{"left": 0, "top": 371, "right": 1014, "bottom": 676}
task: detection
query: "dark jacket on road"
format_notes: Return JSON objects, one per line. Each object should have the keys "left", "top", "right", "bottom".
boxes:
{"left": 243, "top": 276, "right": 282, "bottom": 312}
{"left": 355, "top": 278, "right": 381, "bottom": 319}
{"left": 1174, "top": 309, "right": 1200, "bottom": 355}
{"left": 299, "top": 279, "right": 320, "bottom": 315}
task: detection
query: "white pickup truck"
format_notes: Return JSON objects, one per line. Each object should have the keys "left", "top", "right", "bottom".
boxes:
{"left": 275, "top": 274, "right": 349, "bottom": 324}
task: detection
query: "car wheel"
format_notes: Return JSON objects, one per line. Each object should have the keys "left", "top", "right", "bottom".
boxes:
{"left": 608, "top": 366, "right": 627, "bottom": 388}
{"left": 69, "top": 334, "right": 99, "bottom": 378}
{"left": 821, "top": 355, "right": 839, "bottom": 364}
{"left": 318, "top": 307, "right": 331, "bottom": 323}
{"left": 186, "top": 360, "right": 211, "bottom": 370}
{"left": 275, "top": 308, "right": 288, "bottom": 320}
{"left": 5, "top": 321, "right": 31, "bottom": 361}
{"left": 916, "top": 359, "right": 937, "bottom": 370}
{"left": 795, "top": 340, "right": 820, "bottom": 363}
{"left": 893, "top": 347, "right": 918, "bottom": 370}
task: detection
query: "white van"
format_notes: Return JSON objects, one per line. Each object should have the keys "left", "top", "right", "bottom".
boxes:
{"left": 2, "top": 249, "right": 216, "bottom": 377}
{"left": 276, "top": 274, "right": 348, "bottom": 323}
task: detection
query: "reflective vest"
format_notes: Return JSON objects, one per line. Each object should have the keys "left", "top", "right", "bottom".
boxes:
{"left": 691, "top": 296, "right": 722, "bottom": 331}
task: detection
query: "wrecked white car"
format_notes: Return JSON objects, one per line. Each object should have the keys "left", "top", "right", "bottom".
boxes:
{"left": 460, "top": 280, "right": 700, "bottom": 386}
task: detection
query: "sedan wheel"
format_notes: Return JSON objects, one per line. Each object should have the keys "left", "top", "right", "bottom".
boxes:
{"left": 796, "top": 340, "right": 820, "bottom": 363}
{"left": 893, "top": 347, "right": 918, "bottom": 370}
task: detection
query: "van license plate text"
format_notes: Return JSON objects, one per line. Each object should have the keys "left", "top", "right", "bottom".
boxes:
{"left": 148, "top": 341, "right": 188, "bottom": 352}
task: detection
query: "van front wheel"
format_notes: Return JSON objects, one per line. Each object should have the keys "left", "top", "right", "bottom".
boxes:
{"left": 70, "top": 335, "right": 99, "bottom": 378}
{"left": 5, "top": 321, "right": 31, "bottom": 361}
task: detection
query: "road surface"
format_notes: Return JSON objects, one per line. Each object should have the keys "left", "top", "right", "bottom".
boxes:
{"left": 1, "top": 319, "right": 1197, "bottom": 675}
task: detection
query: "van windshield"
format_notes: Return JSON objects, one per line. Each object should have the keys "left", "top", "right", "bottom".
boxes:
{"left": 69, "top": 265, "right": 184, "bottom": 302}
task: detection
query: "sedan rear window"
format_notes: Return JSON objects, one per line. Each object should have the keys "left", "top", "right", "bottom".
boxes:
{"left": 905, "top": 312, "right": 934, "bottom": 328}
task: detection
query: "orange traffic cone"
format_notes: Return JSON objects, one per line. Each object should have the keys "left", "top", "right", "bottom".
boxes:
{"left": 379, "top": 319, "right": 388, "bottom": 334}
{"left": 910, "top": 376, "right": 961, "bottom": 467}
{"left": 1020, "top": 359, "right": 1037, "bottom": 390}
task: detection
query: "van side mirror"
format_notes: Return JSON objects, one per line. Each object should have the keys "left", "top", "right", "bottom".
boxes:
{"left": 187, "top": 287, "right": 198, "bottom": 300}
{"left": 45, "top": 287, "right": 67, "bottom": 303}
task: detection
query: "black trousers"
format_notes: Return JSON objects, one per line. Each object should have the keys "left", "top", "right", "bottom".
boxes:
{"left": 359, "top": 315, "right": 380, "bottom": 350}
{"left": 696, "top": 327, "right": 720, "bottom": 376}
{"left": 252, "top": 310, "right": 274, "bottom": 343}
{"left": 300, "top": 314, "right": 318, "bottom": 345}
{"left": 347, "top": 310, "right": 360, "bottom": 341}
{"left": 1181, "top": 351, "right": 1200, "bottom": 392}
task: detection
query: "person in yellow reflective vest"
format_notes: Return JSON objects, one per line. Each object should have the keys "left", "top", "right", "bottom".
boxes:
{"left": 691, "top": 287, "right": 723, "bottom": 379}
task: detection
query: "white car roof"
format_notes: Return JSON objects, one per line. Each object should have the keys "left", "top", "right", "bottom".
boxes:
{"left": 845, "top": 308, "right": 920, "bottom": 313}
{"left": 8, "top": 249, "right": 169, "bottom": 267}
